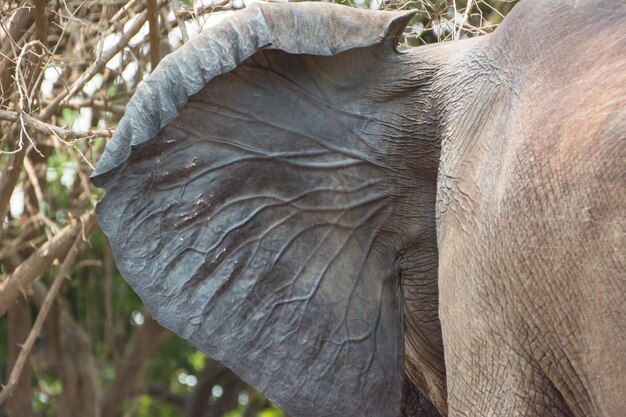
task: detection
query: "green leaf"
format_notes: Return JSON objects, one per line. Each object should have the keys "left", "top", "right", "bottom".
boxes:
{"left": 259, "top": 405, "right": 286, "bottom": 417}
{"left": 61, "top": 108, "right": 77, "bottom": 128}
{"left": 187, "top": 350, "right": 206, "bottom": 373}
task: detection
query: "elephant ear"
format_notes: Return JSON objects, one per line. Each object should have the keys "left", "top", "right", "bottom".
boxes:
{"left": 92, "top": 3, "right": 418, "bottom": 417}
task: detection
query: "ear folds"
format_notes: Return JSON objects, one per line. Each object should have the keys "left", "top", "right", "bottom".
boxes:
{"left": 93, "top": 4, "right": 418, "bottom": 417}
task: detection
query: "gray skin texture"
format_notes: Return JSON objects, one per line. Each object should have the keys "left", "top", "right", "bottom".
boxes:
{"left": 91, "top": 1, "right": 626, "bottom": 417}
{"left": 436, "top": 2, "right": 626, "bottom": 416}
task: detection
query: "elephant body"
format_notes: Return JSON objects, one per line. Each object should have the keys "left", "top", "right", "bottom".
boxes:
{"left": 435, "top": 4, "right": 625, "bottom": 415}
{"left": 92, "top": 1, "right": 626, "bottom": 416}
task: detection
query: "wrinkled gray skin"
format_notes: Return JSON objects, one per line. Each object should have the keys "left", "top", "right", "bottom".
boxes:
{"left": 91, "top": 1, "right": 626, "bottom": 417}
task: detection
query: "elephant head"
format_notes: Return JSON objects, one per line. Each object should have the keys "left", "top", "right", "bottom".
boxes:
{"left": 92, "top": 1, "right": 626, "bottom": 417}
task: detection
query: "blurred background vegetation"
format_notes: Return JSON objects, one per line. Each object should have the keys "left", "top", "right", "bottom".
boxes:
{"left": 0, "top": 0, "right": 517, "bottom": 416}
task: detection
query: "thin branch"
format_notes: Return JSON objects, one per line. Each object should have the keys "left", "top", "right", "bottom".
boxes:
{"left": 147, "top": 0, "right": 161, "bottom": 69}
{"left": 183, "top": 363, "right": 228, "bottom": 417}
{"left": 48, "top": 98, "right": 126, "bottom": 114}
{"left": 0, "top": 233, "right": 39, "bottom": 263}
{"left": 455, "top": 0, "right": 475, "bottom": 40}
{"left": 33, "top": 0, "right": 47, "bottom": 42}
{"left": 110, "top": 0, "right": 141, "bottom": 23}
{"left": 0, "top": 211, "right": 96, "bottom": 318}
{"left": 0, "top": 3, "right": 34, "bottom": 103}
{"left": 4, "top": 297, "right": 34, "bottom": 417}
{"left": 6, "top": 40, "right": 45, "bottom": 155}
{"left": 171, "top": 0, "right": 189, "bottom": 43}
{"left": 26, "top": 278, "right": 101, "bottom": 417}
{"left": 23, "top": 155, "right": 58, "bottom": 240}
{"left": 38, "top": 6, "right": 153, "bottom": 121}
{"left": 0, "top": 108, "right": 114, "bottom": 141}
{"left": 175, "top": 0, "right": 242, "bottom": 18}
{"left": 0, "top": 229, "right": 84, "bottom": 405}
{"left": 101, "top": 310, "right": 168, "bottom": 417}
{"left": 37, "top": 280, "right": 100, "bottom": 417}
{"left": 0, "top": 126, "right": 27, "bottom": 235}
{"left": 102, "top": 238, "right": 115, "bottom": 361}
{"left": 146, "top": 384, "right": 185, "bottom": 407}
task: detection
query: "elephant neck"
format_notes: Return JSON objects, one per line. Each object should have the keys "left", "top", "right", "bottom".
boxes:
{"left": 383, "top": 37, "right": 497, "bottom": 416}
{"left": 432, "top": 35, "right": 508, "bottom": 241}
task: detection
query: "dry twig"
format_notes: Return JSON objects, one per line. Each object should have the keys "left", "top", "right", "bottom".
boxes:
{"left": 39, "top": 6, "right": 157, "bottom": 121}
{"left": 0, "top": 108, "right": 113, "bottom": 142}
{"left": 0, "top": 230, "right": 84, "bottom": 405}
{"left": 0, "top": 211, "right": 96, "bottom": 318}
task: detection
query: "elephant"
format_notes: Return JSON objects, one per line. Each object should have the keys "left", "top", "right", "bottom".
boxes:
{"left": 90, "top": 1, "right": 626, "bottom": 416}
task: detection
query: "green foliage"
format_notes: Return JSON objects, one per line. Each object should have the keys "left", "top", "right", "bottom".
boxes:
{"left": 61, "top": 108, "right": 78, "bottom": 129}
{"left": 134, "top": 395, "right": 180, "bottom": 417}
{"left": 258, "top": 405, "right": 287, "bottom": 417}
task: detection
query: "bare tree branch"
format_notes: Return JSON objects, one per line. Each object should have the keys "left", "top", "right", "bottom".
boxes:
{"left": 174, "top": 1, "right": 243, "bottom": 19}
{"left": 48, "top": 98, "right": 126, "bottom": 114}
{"left": 102, "top": 237, "right": 115, "bottom": 362}
{"left": 0, "top": 2, "right": 33, "bottom": 106}
{"left": 32, "top": 0, "right": 47, "bottom": 44}
{"left": 44, "top": 285, "right": 101, "bottom": 417}
{"left": 146, "top": 384, "right": 185, "bottom": 407}
{"left": 0, "top": 127, "right": 27, "bottom": 235}
{"left": 39, "top": 2, "right": 165, "bottom": 121}
{"left": 147, "top": 0, "right": 160, "bottom": 69}
{"left": 0, "top": 211, "right": 96, "bottom": 318}
{"left": 4, "top": 297, "right": 34, "bottom": 417}
{"left": 26, "top": 279, "right": 102, "bottom": 417}
{"left": 171, "top": 0, "right": 190, "bottom": 43}
{"left": 0, "top": 229, "right": 84, "bottom": 405}
{"left": 0, "top": 108, "right": 113, "bottom": 141}
{"left": 100, "top": 310, "right": 169, "bottom": 417}
{"left": 184, "top": 362, "right": 228, "bottom": 417}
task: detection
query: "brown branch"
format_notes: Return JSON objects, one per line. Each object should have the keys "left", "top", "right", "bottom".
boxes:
{"left": 184, "top": 362, "right": 228, "bottom": 417}
{"left": 0, "top": 108, "right": 114, "bottom": 141}
{"left": 0, "top": 2, "right": 34, "bottom": 106}
{"left": 32, "top": 0, "right": 47, "bottom": 41}
{"left": 49, "top": 97, "right": 126, "bottom": 114}
{"left": 27, "top": 279, "right": 101, "bottom": 417}
{"left": 1, "top": 1, "right": 49, "bottom": 226}
{"left": 171, "top": 0, "right": 189, "bottom": 43}
{"left": 23, "top": 156, "right": 57, "bottom": 240}
{"left": 102, "top": 0, "right": 144, "bottom": 39}
{"left": 242, "top": 397, "right": 272, "bottom": 417}
{"left": 39, "top": 3, "right": 165, "bottom": 121}
{"left": 0, "top": 126, "right": 27, "bottom": 236}
{"left": 0, "top": 229, "right": 84, "bottom": 405}
{"left": 4, "top": 297, "right": 34, "bottom": 417}
{"left": 12, "top": 40, "right": 47, "bottom": 154}
{"left": 0, "top": 213, "right": 42, "bottom": 265}
{"left": 44, "top": 286, "right": 101, "bottom": 417}
{"left": 0, "top": 234, "right": 39, "bottom": 264}
{"left": 174, "top": 1, "right": 243, "bottom": 18}
{"left": 147, "top": 0, "right": 160, "bottom": 69}
{"left": 0, "top": 211, "right": 96, "bottom": 318}
{"left": 205, "top": 372, "right": 243, "bottom": 417}
{"left": 146, "top": 384, "right": 185, "bottom": 407}
{"left": 100, "top": 310, "right": 169, "bottom": 417}
{"left": 102, "top": 237, "right": 115, "bottom": 361}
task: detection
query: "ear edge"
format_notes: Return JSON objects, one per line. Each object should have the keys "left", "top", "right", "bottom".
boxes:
{"left": 90, "top": 3, "right": 415, "bottom": 186}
